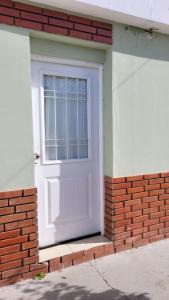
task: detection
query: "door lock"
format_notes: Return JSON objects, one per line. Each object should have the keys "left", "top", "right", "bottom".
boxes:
{"left": 34, "top": 153, "right": 40, "bottom": 161}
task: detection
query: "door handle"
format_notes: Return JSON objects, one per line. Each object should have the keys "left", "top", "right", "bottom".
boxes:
{"left": 34, "top": 153, "right": 40, "bottom": 161}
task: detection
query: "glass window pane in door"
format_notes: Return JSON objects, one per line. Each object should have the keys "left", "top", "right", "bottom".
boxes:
{"left": 43, "top": 75, "right": 88, "bottom": 161}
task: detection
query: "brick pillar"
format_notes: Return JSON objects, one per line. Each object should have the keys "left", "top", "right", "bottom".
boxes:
{"left": 0, "top": 188, "right": 48, "bottom": 287}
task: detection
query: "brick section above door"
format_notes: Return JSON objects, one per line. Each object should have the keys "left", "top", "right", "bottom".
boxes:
{"left": 0, "top": 0, "right": 112, "bottom": 44}
{"left": 105, "top": 172, "right": 169, "bottom": 251}
{"left": 0, "top": 188, "right": 48, "bottom": 287}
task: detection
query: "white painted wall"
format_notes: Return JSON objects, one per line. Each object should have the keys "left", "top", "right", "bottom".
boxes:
{"left": 25, "top": 0, "right": 169, "bottom": 34}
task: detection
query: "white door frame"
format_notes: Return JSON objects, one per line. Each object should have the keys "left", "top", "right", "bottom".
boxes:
{"left": 31, "top": 54, "right": 104, "bottom": 236}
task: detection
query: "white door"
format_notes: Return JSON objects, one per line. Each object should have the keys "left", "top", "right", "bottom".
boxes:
{"left": 32, "top": 60, "right": 102, "bottom": 248}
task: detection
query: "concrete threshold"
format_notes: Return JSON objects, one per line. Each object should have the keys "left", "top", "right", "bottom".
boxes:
{"left": 39, "top": 235, "right": 112, "bottom": 263}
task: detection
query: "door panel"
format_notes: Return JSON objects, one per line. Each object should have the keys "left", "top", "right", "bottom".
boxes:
{"left": 32, "top": 60, "right": 101, "bottom": 248}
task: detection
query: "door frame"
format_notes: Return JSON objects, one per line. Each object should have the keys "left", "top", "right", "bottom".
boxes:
{"left": 31, "top": 54, "right": 104, "bottom": 236}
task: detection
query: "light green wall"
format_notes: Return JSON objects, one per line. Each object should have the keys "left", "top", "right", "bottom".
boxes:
{"left": 2, "top": 21, "right": 169, "bottom": 186}
{"left": 30, "top": 37, "right": 106, "bottom": 63}
{"left": 112, "top": 23, "right": 169, "bottom": 177}
{"left": 0, "top": 25, "right": 34, "bottom": 191}
{"left": 0, "top": 25, "right": 111, "bottom": 191}
{"left": 103, "top": 48, "right": 113, "bottom": 176}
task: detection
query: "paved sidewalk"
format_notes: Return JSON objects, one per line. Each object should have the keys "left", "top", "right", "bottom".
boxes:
{"left": 1, "top": 239, "right": 169, "bottom": 300}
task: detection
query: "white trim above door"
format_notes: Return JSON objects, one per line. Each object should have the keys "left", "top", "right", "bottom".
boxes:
{"left": 31, "top": 56, "right": 104, "bottom": 248}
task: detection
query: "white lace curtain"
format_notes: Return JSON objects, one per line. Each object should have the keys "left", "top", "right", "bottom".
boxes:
{"left": 44, "top": 75, "right": 88, "bottom": 161}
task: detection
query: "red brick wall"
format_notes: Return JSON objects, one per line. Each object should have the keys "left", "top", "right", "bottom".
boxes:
{"left": 1, "top": 171, "right": 169, "bottom": 286}
{"left": 105, "top": 172, "right": 169, "bottom": 252}
{"left": 0, "top": 0, "right": 112, "bottom": 44}
{"left": 0, "top": 188, "right": 48, "bottom": 287}
{"left": 0, "top": 186, "right": 115, "bottom": 287}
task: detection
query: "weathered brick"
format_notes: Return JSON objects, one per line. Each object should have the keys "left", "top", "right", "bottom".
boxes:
{"left": 0, "top": 250, "right": 28, "bottom": 264}
{"left": 143, "top": 207, "right": 158, "bottom": 215}
{"left": 115, "top": 219, "right": 132, "bottom": 227}
{"left": 93, "top": 34, "right": 112, "bottom": 44}
{"left": 16, "top": 203, "right": 37, "bottom": 213}
{"left": 22, "top": 240, "right": 38, "bottom": 250}
{"left": 0, "top": 6, "right": 19, "bottom": 17}
{"left": 0, "top": 213, "right": 26, "bottom": 224}
{"left": 0, "top": 229, "right": 20, "bottom": 241}
{"left": 49, "top": 17, "right": 73, "bottom": 28}
{"left": 14, "top": 2, "right": 42, "bottom": 14}
{"left": 69, "top": 29, "right": 92, "bottom": 40}
{"left": 0, "top": 207, "right": 14, "bottom": 216}
{"left": 150, "top": 189, "right": 164, "bottom": 196}
{"left": 5, "top": 219, "right": 33, "bottom": 231}
{"left": 150, "top": 211, "right": 165, "bottom": 219}
{"left": 0, "top": 190, "right": 22, "bottom": 199}
{"left": 125, "top": 210, "right": 142, "bottom": 219}
{"left": 92, "top": 20, "right": 112, "bottom": 30}
{"left": 23, "top": 255, "right": 38, "bottom": 265}
{"left": 132, "top": 227, "right": 148, "bottom": 236}
{"left": 113, "top": 194, "right": 131, "bottom": 203}
{"left": 149, "top": 178, "right": 164, "bottom": 185}
{"left": 144, "top": 173, "right": 161, "bottom": 179}
{"left": 143, "top": 230, "right": 158, "bottom": 238}
{"left": 0, "top": 260, "right": 21, "bottom": 272}
{"left": 43, "top": 8, "right": 67, "bottom": 20}
{"left": 0, "top": 0, "right": 13, "bottom": 8}
{"left": 115, "top": 231, "right": 131, "bottom": 240}
{"left": 0, "top": 15, "right": 14, "bottom": 25}
{"left": 111, "top": 177, "right": 126, "bottom": 184}
{"left": 74, "top": 23, "right": 96, "bottom": 33}
{"left": 115, "top": 243, "right": 132, "bottom": 252}
{"left": 132, "top": 191, "right": 149, "bottom": 199}
{"left": 44, "top": 24, "right": 68, "bottom": 36}
{"left": 125, "top": 235, "right": 142, "bottom": 244}
{"left": 112, "top": 182, "right": 131, "bottom": 190}
{"left": 142, "top": 196, "right": 158, "bottom": 203}
{"left": 145, "top": 184, "right": 160, "bottom": 191}
{"left": 161, "top": 172, "right": 169, "bottom": 178}
{"left": 150, "top": 234, "right": 164, "bottom": 243}
{"left": 133, "top": 238, "right": 149, "bottom": 248}
{"left": 22, "top": 266, "right": 48, "bottom": 280}
{"left": 30, "top": 262, "right": 48, "bottom": 271}
{"left": 0, "top": 245, "right": 20, "bottom": 256}
{"left": 15, "top": 19, "right": 43, "bottom": 31}
{"left": 22, "top": 225, "right": 37, "bottom": 235}
{"left": 127, "top": 175, "right": 144, "bottom": 182}
{"left": 125, "top": 199, "right": 142, "bottom": 207}
{"left": 132, "top": 215, "right": 149, "bottom": 223}
{"left": 69, "top": 15, "right": 91, "bottom": 25}
{"left": 20, "top": 11, "right": 48, "bottom": 23}
{"left": 9, "top": 195, "right": 36, "bottom": 206}
{"left": 132, "top": 180, "right": 148, "bottom": 187}
{"left": 0, "top": 199, "right": 8, "bottom": 207}
{"left": 2, "top": 265, "right": 29, "bottom": 279}
{"left": 0, "top": 235, "right": 28, "bottom": 248}
{"left": 23, "top": 188, "right": 37, "bottom": 196}
{"left": 0, "top": 275, "right": 22, "bottom": 288}
{"left": 97, "top": 28, "right": 112, "bottom": 37}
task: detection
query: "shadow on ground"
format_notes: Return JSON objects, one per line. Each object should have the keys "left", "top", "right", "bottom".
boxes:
{"left": 0, "top": 279, "right": 150, "bottom": 300}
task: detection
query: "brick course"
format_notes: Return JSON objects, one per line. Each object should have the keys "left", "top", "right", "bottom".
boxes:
{"left": 0, "top": 0, "right": 112, "bottom": 44}
{"left": 2, "top": 171, "right": 169, "bottom": 286}
{"left": 105, "top": 172, "right": 169, "bottom": 251}
{"left": 0, "top": 186, "right": 115, "bottom": 287}
{"left": 0, "top": 188, "right": 47, "bottom": 287}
